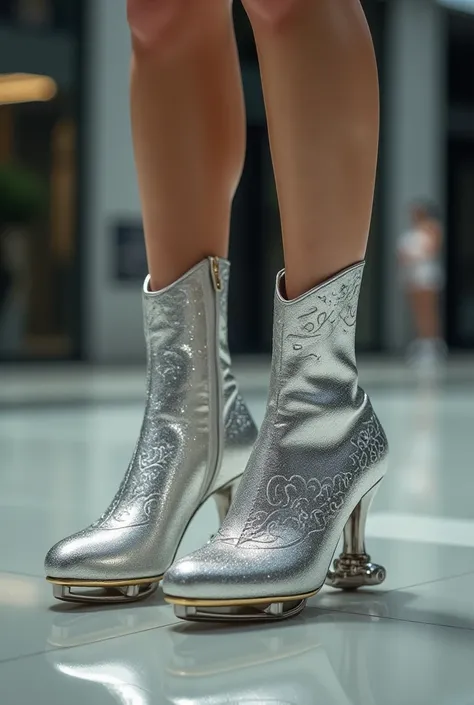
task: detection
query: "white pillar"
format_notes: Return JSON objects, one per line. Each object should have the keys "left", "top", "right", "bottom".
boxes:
{"left": 84, "top": 0, "right": 144, "bottom": 362}
{"left": 383, "top": 0, "right": 446, "bottom": 350}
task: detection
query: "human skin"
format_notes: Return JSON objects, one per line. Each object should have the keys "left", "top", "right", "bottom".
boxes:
{"left": 128, "top": 0, "right": 245, "bottom": 291}
{"left": 127, "top": 0, "right": 379, "bottom": 297}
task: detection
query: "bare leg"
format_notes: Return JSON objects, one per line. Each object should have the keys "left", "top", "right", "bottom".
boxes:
{"left": 242, "top": 0, "right": 379, "bottom": 298}
{"left": 409, "top": 288, "right": 441, "bottom": 339}
{"left": 128, "top": 0, "right": 245, "bottom": 290}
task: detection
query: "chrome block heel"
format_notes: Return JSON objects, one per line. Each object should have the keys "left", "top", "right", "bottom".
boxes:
{"left": 51, "top": 580, "right": 159, "bottom": 604}
{"left": 44, "top": 258, "right": 257, "bottom": 604}
{"left": 173, "top": 598, "right": 308, "bottom": 623}
{"left": 164, "top": 263, "right": 389, "bottom": 622}
{"left": 326, "top": 482, "right": 386, "bottom": 590}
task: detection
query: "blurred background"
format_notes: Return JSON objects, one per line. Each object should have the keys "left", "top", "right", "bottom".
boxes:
{"left": 0, "top": 0, "right": 473, "bottom": 364}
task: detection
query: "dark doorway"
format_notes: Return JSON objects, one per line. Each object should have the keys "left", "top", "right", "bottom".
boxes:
{"left": 446, "top": 10, "right": 474, "bottom": 348}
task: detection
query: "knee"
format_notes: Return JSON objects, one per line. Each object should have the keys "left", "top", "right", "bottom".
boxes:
{"left": 127, "top": 0, "right": 190, "bottom": 49}
{"left": 242, "top": 0, "right": 303, "bottom": 29}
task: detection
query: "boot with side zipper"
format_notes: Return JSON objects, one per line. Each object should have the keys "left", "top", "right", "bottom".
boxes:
{"left": 45, "top": 257, "right": 257, "bottom": 603}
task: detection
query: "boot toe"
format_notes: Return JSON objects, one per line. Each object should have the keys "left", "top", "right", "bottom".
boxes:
{"left": 162, "top": 542, "right": 299, "bottom": 602}
{"left": 162, "top": 549, "right": 231, "bottom": 601}
{"left": 45, "top": 532, "right": 97, "bottom": 580}
{"left": 44, "top": 526, "right": 154, "bottom": 582}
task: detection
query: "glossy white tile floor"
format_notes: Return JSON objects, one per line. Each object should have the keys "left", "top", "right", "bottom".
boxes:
{"left": 2, "top": 361, "right": 474, "bottom": 704}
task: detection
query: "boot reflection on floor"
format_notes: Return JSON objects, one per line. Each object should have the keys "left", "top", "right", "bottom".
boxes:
{"left": 45, "top": 598, "right": 473, "bottom": 704}
{"left": 164, "top": 622, "right": 356, "bottom": 705}
{"left": 48, "top": 617, "right": 361, "bottom": 705}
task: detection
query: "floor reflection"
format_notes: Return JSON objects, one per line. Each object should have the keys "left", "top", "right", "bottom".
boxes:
{"left": 47, "top": 611, "right": 392, "bottom": 705}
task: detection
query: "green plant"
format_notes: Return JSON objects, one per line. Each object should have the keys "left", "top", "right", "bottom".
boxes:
{"left": 0, "top": 162, "right": 46, "bottom": 226}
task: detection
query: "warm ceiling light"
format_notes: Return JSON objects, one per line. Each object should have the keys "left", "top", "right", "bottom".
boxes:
{"left": 0, "top": 73, "right": 58, "bottom": 105}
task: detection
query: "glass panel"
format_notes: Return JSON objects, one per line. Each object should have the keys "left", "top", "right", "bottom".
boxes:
{"left": 449, "top": 150, "right": 474, "bottom": 345}
{"left": 0, "top": 1, "right": 81, "bottom": 360}
{"left": 0, "top": 1, "right": 79, "bottom": 30}
{"left": 448, "top": 11, "right": 474, "bottom": 347}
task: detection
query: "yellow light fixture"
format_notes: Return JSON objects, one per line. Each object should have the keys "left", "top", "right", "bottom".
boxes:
{"left": 0, "top": 73, "right": 57, "bottom": 105}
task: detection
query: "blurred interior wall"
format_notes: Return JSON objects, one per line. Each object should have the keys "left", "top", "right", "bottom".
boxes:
{"left": 83, "top": 0, "right": 144, "bottom": 362}
{"left": 383, "top": 0, "right": 446, "bottom": 350}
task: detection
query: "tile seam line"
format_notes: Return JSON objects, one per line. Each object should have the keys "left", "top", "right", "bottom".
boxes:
{"left": 1, "top": 569, "right": 46, "bottom": 579}
{"left": 313, "top": 568, "right": 474, "bottom": 616}
{"left": 10, "top": 564, "right": 474, "bottom": 596}
{"left": 311, "top": 608, "right": 474, "bottom": 633}
{"left": 382, "top": 566, "right": 474, "bottom": 594}
{"left": 3, "top": 608, "right": 474, "bottom": 668}
{"left": 0, "top": 619, "right": 179, "bottom": 666}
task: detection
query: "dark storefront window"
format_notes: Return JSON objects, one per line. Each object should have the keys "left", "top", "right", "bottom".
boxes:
{"left": 0, "top": 0, "right": 83, "bottom": 359}
{"left": 0, "top": 1, "right": 79, "bottom": 31}
{"left": 447, "top": 11, "right": 474, "bottom": 348}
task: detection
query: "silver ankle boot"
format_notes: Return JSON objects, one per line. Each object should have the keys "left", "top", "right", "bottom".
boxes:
{"left": 45, "top": 257, "right": 257, "bottom": 603}
{"left": 163, "top": 262, "right": 388, "bottom": 621}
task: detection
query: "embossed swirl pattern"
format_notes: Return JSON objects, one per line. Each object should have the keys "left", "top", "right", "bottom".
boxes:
{"left": 287, "top": 267, "right": 362, "bottom": 357}
{"left": 235, "top": 414, "right": 387, "bottom": 548}
{"left": 91, "top": 278, "right": 202, "bottom": 530}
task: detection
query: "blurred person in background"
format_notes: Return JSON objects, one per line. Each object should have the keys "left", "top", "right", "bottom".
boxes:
{"left": 398, "top": 200, "right": 446, "bottom": 368}
{"left": 46, "top": 0, "right": 390, "bottom": 620}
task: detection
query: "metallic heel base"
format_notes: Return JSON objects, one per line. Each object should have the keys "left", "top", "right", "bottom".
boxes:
{"left": 326, "top": 482, "right": 386, "bottom": 590}
{"left": 166, "top": 590, "right": 318, "bottom": 622}
{"left": 47, "top": 576, "right": 161, "bottom": 604}
{"left": 326, "top": 554, "right": 386, "bottom": 590}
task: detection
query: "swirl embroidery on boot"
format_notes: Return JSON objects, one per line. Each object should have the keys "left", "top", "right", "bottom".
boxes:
{"left": 236, "top": 473, "right": 353, "bottom": 548}
{"left": 88, "top": 273, "right": 210, "bottom": 534}
{"left": 233, "top": 414, "right": 387, "bottom": 549}
{"left": 287, "top": 268, "right": 362, "bottom": 357}
{"left": 349, "top": 414, "right": 388, "bottom": 471}
{"left": 91, "top": 440, "right": 177, "bottom": 529}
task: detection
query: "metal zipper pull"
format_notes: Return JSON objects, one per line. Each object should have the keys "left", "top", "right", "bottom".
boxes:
{"left": 211, "top": 257, "right": 222, "bottom": 292}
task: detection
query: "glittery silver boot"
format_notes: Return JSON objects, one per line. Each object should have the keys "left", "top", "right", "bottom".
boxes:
{"left": 45, "top": 257, "right": 257, "bottom": 603}
{"left": 163, "top": 262, "right": 388, "bottom": 621}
